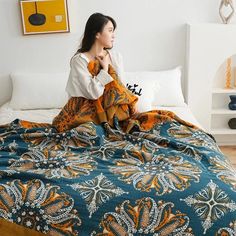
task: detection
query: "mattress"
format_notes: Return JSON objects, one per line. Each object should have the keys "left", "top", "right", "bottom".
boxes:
{"left": 0, "top": 102, "right": 202, "bottom": 129}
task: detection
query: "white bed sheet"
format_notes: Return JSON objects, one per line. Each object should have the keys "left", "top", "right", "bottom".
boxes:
{"left": 0, "top": 102, "right": 60, "bottom": 125}
{"left": 0, "top": 102, "right": 202, "bottom": 129}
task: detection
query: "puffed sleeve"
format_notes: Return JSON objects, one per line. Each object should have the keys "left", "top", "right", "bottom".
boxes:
{"left": 66, "top": 55, "right": 114, "bottom": 100}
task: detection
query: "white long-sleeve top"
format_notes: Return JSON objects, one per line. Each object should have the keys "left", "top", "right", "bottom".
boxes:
{"left": 65, "top": 50, "right": 124, "bottom": 100}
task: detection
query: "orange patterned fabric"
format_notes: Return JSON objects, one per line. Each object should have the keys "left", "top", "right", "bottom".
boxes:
{"left": 51, "top": 60, "right": 197, "bottom": 133}
{"left": 0, "top": 219, "right": 45, "bottom": 236}
{"left": 52, "top": 60, "right": 138, "bottom": 132}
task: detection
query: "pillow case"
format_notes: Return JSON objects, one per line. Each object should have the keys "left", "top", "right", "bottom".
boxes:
{"left": 9, "top": 73, "right": 69, "bottom": 110}
{"left": 152, "top": 66, "right": 186, "bottom": 107}
{"left": 124, "top": 67, "right": 186, "bottom": 112}
{"left": 124, "top": 72, "right": 156, "bottom": 112}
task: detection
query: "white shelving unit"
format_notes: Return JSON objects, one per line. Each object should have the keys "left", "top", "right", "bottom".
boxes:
{"left": 211, "top": 109, "right": 236, "bottom": 115}
{"left": 186, "top": 23, "right": 236, "bottom": 145}
{"left": 211, "top": 129, "right": 236, "bottom": 135}
{"left": 212, "top": 88, "right": 236, "bottom": 94}
{"left": 211, "top": 87, "right": 236, "bottom": 135}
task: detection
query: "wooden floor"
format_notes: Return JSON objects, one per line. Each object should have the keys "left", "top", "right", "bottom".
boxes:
{"left": 219, "top": 146, "right": 236, "bottom": 167}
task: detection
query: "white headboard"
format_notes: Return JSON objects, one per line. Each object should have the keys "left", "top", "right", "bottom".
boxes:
{"left": 0, "top": 75, "right": 12, "bottom": 106}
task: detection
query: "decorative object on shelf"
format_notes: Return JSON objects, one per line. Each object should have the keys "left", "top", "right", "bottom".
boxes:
{"left": 228, "top": 118, "right": 236, "bottom": 129}
{"left": 234, "top": 67, "right": 236, "bottom": 87}
{"left": 225, "top": 57, "right": 232, "bottom": 89}
{"left": 219, "top": 0, "right": 235, "bottom": 24}
{"left": 19, "top": 0, "right": 70, "bottom": 35}
{"left": 228, "top": 95, "right": 236, "bottom": 110}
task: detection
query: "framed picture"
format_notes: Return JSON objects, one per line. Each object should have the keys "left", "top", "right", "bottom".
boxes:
{"left": 19, "top": 0, "right": 70, "bottom": 35}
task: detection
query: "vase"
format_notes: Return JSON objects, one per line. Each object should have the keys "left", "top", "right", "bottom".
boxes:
{"left": 228, "top": 95, "right": 236, "bottom": 110}
{"left": 228, "top": 118, "right": 236, "bottom": 129}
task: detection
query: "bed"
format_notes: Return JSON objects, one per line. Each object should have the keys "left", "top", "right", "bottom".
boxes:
{"left": 0, "top": 102, "right": 202, "bottom": 128}
{"left": 0, "top": 69, "right": 235, "bottom": 236}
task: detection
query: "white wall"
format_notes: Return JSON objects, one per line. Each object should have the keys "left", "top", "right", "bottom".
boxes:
{"left": 0, "top": 0, "right": 223, "bottom": 105}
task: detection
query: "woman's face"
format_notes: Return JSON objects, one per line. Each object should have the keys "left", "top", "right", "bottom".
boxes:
{"left": 96, "top": 20, "right": 115, "bottom": 48}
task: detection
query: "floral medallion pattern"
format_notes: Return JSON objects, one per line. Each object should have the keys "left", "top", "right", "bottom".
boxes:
{"left": 0, "top": 179, "right": 81, "bottom": 235}
{"left": 181, "top": 180, "right": 236, "bottom": 234}
{"left": 21, "top": 122, "right": 99, "bottom": 151}
{"left": 137, "top": 128, "right": 170, "bottom": 148}
{"left": 8, "top": 149, "right": 97, "bottom": 179}
{"left": 216, "top": 220, "right": 236, "bottom": 236}
{"left": 167, "top": 123, "right": 218, "bottom": 151}
{"left": 89, "top": 144, "right": 117, "bottom": 161}
{"left": 173, "top": 143, "right": 204, "bottom": 161}
{"left": 92, "top": 197, "right": 193, "bottom": 235}
{"left": 0, "top": 170, "right": 17, "bottom": 178}
{"left": 209, "top": 155, "right": 236, "bottom": 192}
{"left": 89, "top": 136, "right": 159, "bottom": 161}
{"left": 69, "top": 173, "right": 127, "bottom": 218}
{"left": 109, "top": 151, "right": 201, "bottom": 195}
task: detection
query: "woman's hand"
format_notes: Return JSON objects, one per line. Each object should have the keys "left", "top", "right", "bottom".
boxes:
{"left": 95, "top": 53, "right": 109, "bottom": 72}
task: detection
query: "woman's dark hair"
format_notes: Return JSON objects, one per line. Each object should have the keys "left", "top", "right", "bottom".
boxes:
{"left": 74, "top": 13, "right": 116, "bottom": 56}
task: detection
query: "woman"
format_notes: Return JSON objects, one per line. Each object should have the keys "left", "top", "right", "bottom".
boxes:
{"left": 52, "top": 13, "right": 138, "bottom": 133}
{"left": 66, "top": 13, "right": 123, "bottom": 100}
{"left": 52, "top": 13, "right": 195, "bottom": 134}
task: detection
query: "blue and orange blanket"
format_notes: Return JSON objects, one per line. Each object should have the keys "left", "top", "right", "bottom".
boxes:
{"left": 0, "top": 61, "right": 235, "bottom": 235}
{"left": 0, "top": 116, "right": 235, "bottom": 235}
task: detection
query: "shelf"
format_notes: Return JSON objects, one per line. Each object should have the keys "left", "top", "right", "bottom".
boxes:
{"left": 211, "top": 128, "right": 236, "bottom": 135}
{"left": 211, "top": 109, "right": 236, "bottom": 114}
{"left": 212, "top": 88, "right": 236, "bottom": 94}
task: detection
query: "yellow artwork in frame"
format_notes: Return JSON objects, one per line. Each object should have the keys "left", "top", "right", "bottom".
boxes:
{"left": 19, "top": 0, "right": 70, "bottom": 35}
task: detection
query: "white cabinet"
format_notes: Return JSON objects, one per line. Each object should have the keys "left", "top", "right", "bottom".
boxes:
{"left": 211, "top": 88, "right": 236, "bottom": 135}
{"left": 186, "top": 23, "right": 236, "bottom": 145}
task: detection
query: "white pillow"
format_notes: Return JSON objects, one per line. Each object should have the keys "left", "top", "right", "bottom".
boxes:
{"left": 124, "top": 72, "right": 157, "bottom": 112}
{"left": 124, "top": 67, "right": 186, "bottom": 111}
{"left": 152, "top": 66, "right": 186, "bottom": 107}
{"left": 9, "top": 73, "right": 69, "bottom": 110}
